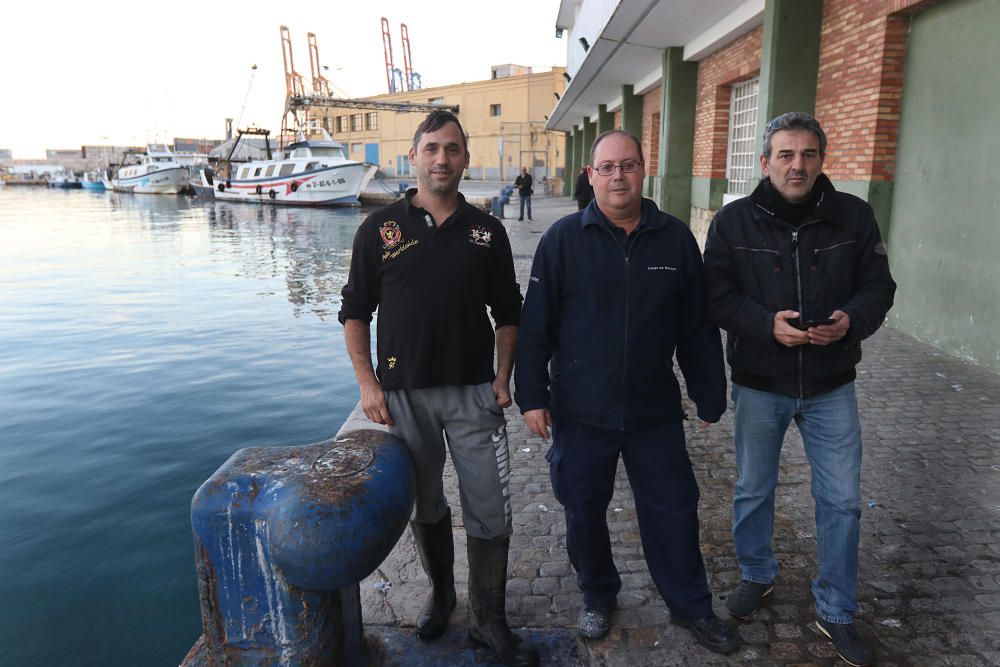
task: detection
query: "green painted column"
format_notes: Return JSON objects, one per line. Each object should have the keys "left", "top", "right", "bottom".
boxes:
{"left": 754, "top": 0, "right": 824, "bottom": 179}
{"left": 656, "top": 47, "right": 698, "bottom": 222}
{"left": 581, "top": 118, "right": 597, "bottom": 167}
{"left": 621, "top": 84, "right": 643, "bottom": 140}
{"left": 597, "top": 104, "right": 615, "bottom": 134}
{"left": 562, "top": 132, "right": 573, "bottom": 196}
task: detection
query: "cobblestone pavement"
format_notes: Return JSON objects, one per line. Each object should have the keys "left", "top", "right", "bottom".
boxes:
{"left": 359, "top": 196, "right": 1000, "bottom": 666}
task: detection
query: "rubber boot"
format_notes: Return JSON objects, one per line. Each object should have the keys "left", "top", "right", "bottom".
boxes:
{"left": 467, "top": 536, "right": 540, "bottom": 667}
{"left": 410, "top": 509, "right": 457, "bottom": 640}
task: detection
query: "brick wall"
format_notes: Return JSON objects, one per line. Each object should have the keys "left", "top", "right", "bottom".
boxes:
{"left": 692, "top": 28, "right": 763, "bottom": 179}
{"left": 642, "top": 86, "right": 662, "bottom": 176}
{"left": 815, "top": 0, "right": 944, "bottom": 182}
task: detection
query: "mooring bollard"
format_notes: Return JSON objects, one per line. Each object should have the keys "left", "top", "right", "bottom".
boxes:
{"left": 182, "top": 429, "right": 414, "bottom": 667}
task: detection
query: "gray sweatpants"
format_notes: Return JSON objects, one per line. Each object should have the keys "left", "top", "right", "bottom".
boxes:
{"left": 385, "top": 382, "right": 513, "bottom": 540}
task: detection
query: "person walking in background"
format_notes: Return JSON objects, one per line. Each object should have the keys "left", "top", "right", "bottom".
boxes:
{"left": 573, "top": 165, "right": 594, "bottom": 210}
{"left": 703, "top": 111, "right": 896, "bottom": 667}
{"left": 514, "top": 166, "right": 533, "bottom": 221}
{"left": 515, "top": 129, "right": 738, "bottom": 655}
{"left": 339, "top": 110, "right": 538, "bottom": 667}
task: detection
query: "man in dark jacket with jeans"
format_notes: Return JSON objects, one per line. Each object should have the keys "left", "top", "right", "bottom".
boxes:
{"left": 515, "top": 129, "right": 737, "bottom": 655}
{"left": 703, "top": 112, "right": 895, "bottom": 667}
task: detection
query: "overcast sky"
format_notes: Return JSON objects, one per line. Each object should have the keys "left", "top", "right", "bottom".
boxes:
{"left": 0, "top": 0, "right": 566, "bottom": 158}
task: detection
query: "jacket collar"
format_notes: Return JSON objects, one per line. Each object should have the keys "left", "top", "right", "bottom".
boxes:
{"left": 580, "top": 197, "right": 667, "bottom": 232}
{"left": 749, "top": 173, "right": 840, "bottom": 225}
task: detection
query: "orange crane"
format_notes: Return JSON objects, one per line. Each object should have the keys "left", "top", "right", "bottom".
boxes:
{"left": 307, "top": 32, "right": 333, "bottom": 97}
{"left": 279, "top": 25, "right": 309, "bottom": 143}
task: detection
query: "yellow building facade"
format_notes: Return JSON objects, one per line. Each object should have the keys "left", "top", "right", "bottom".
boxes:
{"left": 304, "top": 67, "right": 567, "bottom": 185}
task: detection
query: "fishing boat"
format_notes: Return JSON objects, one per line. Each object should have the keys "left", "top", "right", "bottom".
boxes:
{"left": 111, "top": 145, "right": 189, "bottom": 194}
{"left": 206, "top": 128, "right": 375, "bottom": 207}
{"left": 189, "top": 166, "right": 216, "bottom": 199}
{"left": 48, "top": 171, "right": 82, "bottom": 189}
{"left": 80, "top": 170, "right": 107, "bottom": 192}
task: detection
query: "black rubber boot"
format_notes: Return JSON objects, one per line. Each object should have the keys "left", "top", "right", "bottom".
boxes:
{"left": 410, "top": 509, "right": 457, "bottom": 640}
{"left": 467, "top": 536, "right": 540, "bottom": 667}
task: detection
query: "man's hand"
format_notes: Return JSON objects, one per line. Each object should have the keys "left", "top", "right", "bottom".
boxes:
{"left": 523, "top": 408, "right": 552, "bottom": 441}
{"left": 492, "top": 375, "right": 512, "bottom": 409}
{"left": 807, "top": 310, "right": 851, "bottom": 346}
{"left": 697, "top": 419, "right": 714, "bottom": 430}
{"left": 360, "top": 380, "right": 394, "bottom": 426}
{"left": 773, "top": 310, "right": 810, "bottom": 347}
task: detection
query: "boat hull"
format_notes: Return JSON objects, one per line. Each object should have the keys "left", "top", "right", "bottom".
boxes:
{"left": 112, "top": 166, "right": 189, "bottom": 194}
{"left": 81, "top": 180, "right": 106, "bottom": 192}
{"left": 212, "top": 163, "right": 376, "bottom": 207}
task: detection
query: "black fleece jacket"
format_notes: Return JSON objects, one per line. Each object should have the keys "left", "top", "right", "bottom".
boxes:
{"left": 515, "top": 199, "right": 726, "bottom": 430}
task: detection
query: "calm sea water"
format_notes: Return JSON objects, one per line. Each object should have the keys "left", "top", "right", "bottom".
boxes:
{"left": 0, "top": 187, "right": 366, "bottom": 665}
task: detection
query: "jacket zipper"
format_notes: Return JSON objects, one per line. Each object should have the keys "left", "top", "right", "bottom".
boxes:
{"left": 792, "top": 229, "right": 804, "bottom": 398}
{"left": 597, "top": 224, "right": 645, "bottom": 430}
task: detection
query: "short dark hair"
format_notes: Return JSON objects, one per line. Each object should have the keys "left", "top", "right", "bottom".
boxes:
{"left": 589, "top": 129, "right": 644, "bottom": 166}
{"left": 762, "top": 111, "right": 827, "bottom": 159}
{"left": 412, "top": 110, "right": 468, "bottom": 153}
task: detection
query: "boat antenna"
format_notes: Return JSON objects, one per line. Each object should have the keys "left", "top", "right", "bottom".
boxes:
{"left": 234, "top": 64, "right": 258, "bottom": 132}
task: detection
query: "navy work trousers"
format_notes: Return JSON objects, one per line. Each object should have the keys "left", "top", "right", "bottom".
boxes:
{"left": 547, "top": 418, "right": 713, "bottom": 622}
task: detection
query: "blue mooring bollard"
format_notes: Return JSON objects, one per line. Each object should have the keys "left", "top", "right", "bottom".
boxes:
{"left": 182, "top": 430, "right": 415, "bottom": 667}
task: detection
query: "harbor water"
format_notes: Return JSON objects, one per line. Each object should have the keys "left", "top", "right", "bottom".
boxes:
{"left": 0, "top": 187, "right": 366, "bottom": 665}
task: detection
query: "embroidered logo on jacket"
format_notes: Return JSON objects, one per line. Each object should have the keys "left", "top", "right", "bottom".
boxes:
{"left": 379, "top": 221, "right": 402, "bottom": 249}
{"left": 468, "top": 225, "right": 493, "bottom": 247}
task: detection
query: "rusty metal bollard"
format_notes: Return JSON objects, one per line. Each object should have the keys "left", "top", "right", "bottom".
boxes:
{"left": 182, "top": 429, "right": 414, "bottom": 666}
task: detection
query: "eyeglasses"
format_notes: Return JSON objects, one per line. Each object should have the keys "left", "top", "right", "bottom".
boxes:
{"left": 592, "top": 160, "right": 643, "bottom": 177}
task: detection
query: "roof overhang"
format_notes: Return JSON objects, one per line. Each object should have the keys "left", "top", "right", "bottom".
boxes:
{"left": 547, "top": 0, "right": 764, "bottom": 132}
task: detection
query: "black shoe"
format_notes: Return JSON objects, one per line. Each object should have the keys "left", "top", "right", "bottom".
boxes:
{"left": 467, "top": 536, "right": 540, "bottom": 667}
{"left": 577, "top": 600, "right": 615, "bottom": 639}
{"left": 726, "top": 580, "right": 774, "bottom": 619}
{"left": 672, "top": 613, "right": 739, "bottom": 654}
{"left": 518, "top": 217, "right": 524, "bottom": 221}
{"left": 816, "top": 619, "right": 875, "bottom": 666}
{"left": 410, "top": 510, "right": 457, "bottom": 640}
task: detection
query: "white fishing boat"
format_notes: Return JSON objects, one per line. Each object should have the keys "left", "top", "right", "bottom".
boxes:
{"left": 207, "top": 129, "right": 375, "bottom": 207}
{"left": 111, "top": 145, "right": 189, "bottom": 194}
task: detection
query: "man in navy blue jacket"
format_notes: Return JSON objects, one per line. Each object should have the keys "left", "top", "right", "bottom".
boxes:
{"left": 514, "top": 129, "right": 737, "bottom": 655}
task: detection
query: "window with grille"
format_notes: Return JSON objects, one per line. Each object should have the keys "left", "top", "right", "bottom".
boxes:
{"left": 725, "top": 77, "right": 759, "bottom": 197}
{"left": 336, "top": 116, "right": 347, "bottom": 133}
{"left": 365, "top": 112, "right": 378, "bottom": 131}
{"left": 490, "top": 104, "right": 502, "bottom": 117}
{"left": 350, "top": 114, "right": 363, "bottom": 132}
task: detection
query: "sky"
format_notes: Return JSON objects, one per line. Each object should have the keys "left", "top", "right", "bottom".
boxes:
{"left": 0, "top": 0, "right": 566, "bottom": 159}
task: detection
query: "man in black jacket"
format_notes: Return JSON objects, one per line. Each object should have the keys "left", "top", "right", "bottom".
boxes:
{"left": 340, "top": 111, "right": 537, "bottom": 667}
{"left": 513, "top": 166, "right": 533, "bottom": 221}
{"left": 703, "top": 112, "right": 895, "bottom": 667}
{"left": 573, "top": 166, "right": 593, "bottom": 209}
{"left": 515, "top": 129, "right": 737, "bottom": 655}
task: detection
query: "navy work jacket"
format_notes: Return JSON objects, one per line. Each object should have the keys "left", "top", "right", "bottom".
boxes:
{"left": 514, "top": 199, "right": 726, "bottom": 430}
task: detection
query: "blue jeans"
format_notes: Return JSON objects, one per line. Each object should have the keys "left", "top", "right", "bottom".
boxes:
{"left": 519, "top": 194, "right": 532, "bottom": 219}
{"left": 731, "top": 382, "right": 862, "bottom": 624}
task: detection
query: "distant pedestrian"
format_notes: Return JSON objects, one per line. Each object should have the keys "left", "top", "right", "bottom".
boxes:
{"left": 573, "top": 165, "right": 593, "bottom": 210}
{"left": 514, "top": 166, "right": 533, "bottom": 221}
{"left": 515, "top": 129, "right": 738, "bottom": 655}
{"left": 339, "top": 110, "right": 538, "bottom": 667}
{"left": 703, "top": 111, "right": 896, "bottom": 667}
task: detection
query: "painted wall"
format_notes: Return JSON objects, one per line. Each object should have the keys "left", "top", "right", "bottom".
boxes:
{"left": 307, "top": 70, "right": 566, "bottom": 183}
{"left": 887, "top": 0, "right": 1000, "bottom": 371}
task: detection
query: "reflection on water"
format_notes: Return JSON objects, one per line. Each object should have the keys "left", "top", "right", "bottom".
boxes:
{"left": 205, "top": 202, "right": 358, "bottom": 320}
{"left": 0, "top": 187, "right": 367, "bottom": 666}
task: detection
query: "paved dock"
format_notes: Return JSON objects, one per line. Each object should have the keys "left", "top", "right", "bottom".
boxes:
{"left": 358, "top": 194, "right": 1000, "bottom": 666}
